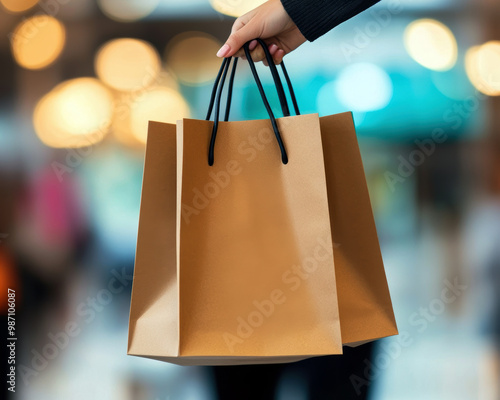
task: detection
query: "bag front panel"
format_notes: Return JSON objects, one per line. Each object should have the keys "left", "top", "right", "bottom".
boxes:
{"left": 177, "top": 115, "right": 342, "bottom": 358}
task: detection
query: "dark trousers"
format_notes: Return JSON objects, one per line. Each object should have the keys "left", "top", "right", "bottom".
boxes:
{"left": 211, "top": 343, "right": 374, "bottom": 400}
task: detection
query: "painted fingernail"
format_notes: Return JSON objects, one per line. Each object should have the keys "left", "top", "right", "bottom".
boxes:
{"left": 249, "top": 40, "right": 258, "bottom": 50}
{"left": 269, "top": 44, "right": 278, "bottom": 54}
{"left": 216, "top": 44, "right": 230, "bottom": 57}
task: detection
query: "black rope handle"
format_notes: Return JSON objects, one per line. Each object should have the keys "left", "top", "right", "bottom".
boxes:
{"left": 206, "top": 59, "right": 299, "bottom": 123}
{"left": 243, "top": 39, "right": 288, "bottom": 164}
{"left": 206, "top": 39, "right": 301, "bottom": 165}
{"left": 280, "top": 62, "right": 300, "bottom": 116}
{"left": 208, "top": 57, "right": 232, "bottom": 166}
{"left": 225, "top": 57, "right": 238, "bottom": 122}
{"left": 205, "top": 57, "right": 229, "bottom": 121}
{"left": 206, "top": 57, "right": 239, "bottom": 123}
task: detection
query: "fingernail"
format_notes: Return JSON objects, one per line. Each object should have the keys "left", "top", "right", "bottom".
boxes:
{"left": 217, "top": 44, "right": 230, "bottom": 57}
{"left": 249, "top": 40, "right": 258, "bottom": 50}
{"left": 269, "top": 44, "right": 278, "bottom": 54}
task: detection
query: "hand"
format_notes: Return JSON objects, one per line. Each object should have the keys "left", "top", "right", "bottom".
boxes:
{"left": 216, "top": 0, "right": 306, "bottom": 64}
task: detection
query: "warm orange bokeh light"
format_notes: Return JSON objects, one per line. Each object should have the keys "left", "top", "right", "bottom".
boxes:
{"left": 95, "top": 38, "right": 161, "bottom": 92}
{"left": 210, "top": 0, "right": 266, "bottom": 17}
{"left": 165, "top": 32, "right": 222, "bottom": 86}
{"left": 11, "top": 15, "right": 66, "bottom": 70}
{"left": 97, "top": 0, "right": 159, "bottom": 22}
{"left": 129, "top": 87, "right": 190, "bottom": 144}
{"left": 111, "top": 70, "right": 180, "bottom": 147}
{"left": 111, "top": 94, "right": 143, "bottom": 148}
{"left": 34, "top": 78, "right": 114, "bottom": 148}
{"left": 0, "top": 0, "right": 38, "bottom": 13}
{"left": 465, "top": 41, "right": 500, "bottom": 96}
{"left": 404, "top": 19, "right": 457, "bottom": 71}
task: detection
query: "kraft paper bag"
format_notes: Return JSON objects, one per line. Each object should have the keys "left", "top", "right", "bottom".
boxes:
{"left": 320, "top": 112, "right": 398, "bottom": 346}
{"left": 128, "top": 114, "right": 344, "bottom": 365}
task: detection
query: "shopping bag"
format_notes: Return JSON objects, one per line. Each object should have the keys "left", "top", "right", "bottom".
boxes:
{"left": 128, "top": 39, "right": 397, "bottom": 366}
{"left": 319, "top": 112, "right": 398, "bottom": 346}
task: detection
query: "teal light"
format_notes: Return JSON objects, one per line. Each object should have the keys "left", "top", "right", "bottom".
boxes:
{"left": 334, "top": 63, "right": 393, "bottom": 112}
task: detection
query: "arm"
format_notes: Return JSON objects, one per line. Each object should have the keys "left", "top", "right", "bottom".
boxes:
{"left": 281, "top": 0, "right": 380, "bottom": 42}
{"left": 217, "top": 0, "right": 381, "bottom": 63}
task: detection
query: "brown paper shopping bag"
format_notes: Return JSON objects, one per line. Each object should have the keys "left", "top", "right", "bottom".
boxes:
{"left": 319, "top": 112, "right": 398, "bottom": 346}
{"left": 128, "top": 109, "right": 345, "bottom": 365}
{"left": 128, "top": 40, "right": 397, "bottom": 366}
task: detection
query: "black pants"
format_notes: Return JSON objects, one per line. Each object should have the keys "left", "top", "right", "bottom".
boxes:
{"left": 211, "top": 343, "right": 374, "bottom": 400}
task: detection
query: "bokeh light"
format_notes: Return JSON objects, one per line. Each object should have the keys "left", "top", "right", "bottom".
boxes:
{"left": 129, "top": 87, "right": 190, "bottom": 144}
{"left": 0, "top": 0, "right": 38, "bottom": 13}
{"left": 112, "top": 115, "right": 136, "bottom": 147}
{"left": 95, "top": 38, "right": 161, "bottom": 92}
{"left": 112, "top": 95, "right": 143, "bottom": 148}
{"left": 111, "top": 70, "right": 180, "bottom": 147}
{"left": 97, "top": 0, "right": 159, "bottom": 22}
{"left": 34, "top": 78, "right": 114, "bottom": 148}
{"left": 334, "top": 63, "right": 393, "bottom": 112}
{"left": 165, "top": 32, "right": 222, "bottom": 86}
{"left": 404, "top": 19, "right": 457, "bottom": 71}
{"left": 11, "top": 16, "right": 66, "bottom": 70}
{"left": 210, "top": 0, "right": 266, "bottom": 17}
{"left": 465, "top": 41, "right": 500, "bottom": 96}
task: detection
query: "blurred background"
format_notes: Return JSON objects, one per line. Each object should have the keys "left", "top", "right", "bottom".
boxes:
{"left": 1, "top": 0, "right": 500, "bottom": 399}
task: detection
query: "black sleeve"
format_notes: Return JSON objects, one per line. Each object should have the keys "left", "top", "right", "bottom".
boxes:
{"left": 280, "top": 0, "right": 380, "bottom": 41}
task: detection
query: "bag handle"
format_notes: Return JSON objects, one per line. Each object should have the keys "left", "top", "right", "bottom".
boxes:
{"left": 245, "top": 39, "right": 300, "bottom": 117}
{"left": 206, "top": 39, "right": 300, "bottom": 165}
{"left": 207, "top": 57, "right": 233, "bottom": 166}
{"left": 205, "top": 57, "right": 239, "bottom": 122}
{"left": 279, "top": 60, "right": 300, "bottom": 117}
{"left": 205, "top": 42, "right": 300, "bottom": 123}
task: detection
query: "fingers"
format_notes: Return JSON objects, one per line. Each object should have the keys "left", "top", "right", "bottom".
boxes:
{"left": 262, "top": 44, "right": 278, "bottom": 66}
{"left": 216, "top": 0, "right": 296, "bottom": 62}
{"left": 232, "top": 39, "right": 257, "bottom": 58}
{"left": 230, "top": 15, "right": 247, "bottom": 35}
{"left": 249, "top": 40, "right": 258, "bottom": 51}
{"left": 217, "top": 17, "right": 261, "bottom": 58}
{"left": 275, "top": 49, "right": 285, "bottom": 64}
{"left": 239, "top": 41, "right": 284, "bottom": 64}
{"left": 249, "top": 43, "right": 286, "bottom": 66}
{"left": 216, "top": 15, "right": 286, "bottom": 64}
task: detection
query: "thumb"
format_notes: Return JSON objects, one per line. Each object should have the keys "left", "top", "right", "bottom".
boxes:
{"left": 217, "top": 21, "right": 260, "bottom": 58}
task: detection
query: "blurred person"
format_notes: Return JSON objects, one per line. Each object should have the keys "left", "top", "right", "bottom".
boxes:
{"left": 211, "top": 345, "right": 374, "bottom": 400}
{"left": 15, "top": 162, "right": 88, "bottom": 279}
{"left": 213, "top": 1, "right": 380, "bottom": 399}
{"left": 463, "top": 199, "right": 500, "bottom": 398}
